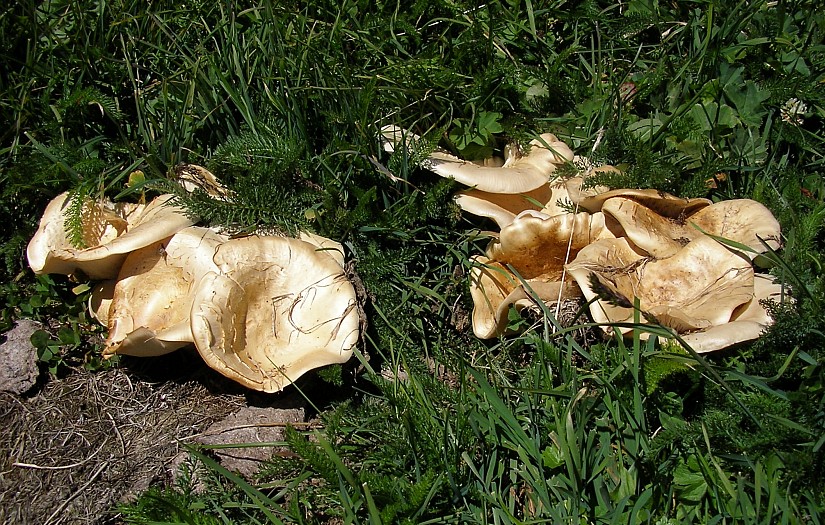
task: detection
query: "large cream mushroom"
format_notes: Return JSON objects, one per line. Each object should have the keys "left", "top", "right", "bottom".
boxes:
{"left": 190, "top": 235, "right": 360, "bottom": 393}
{"left": 27, "top": 192, "right": 194, "bottom": 280}
{"left": 101, "top": 226, "right": 228, "bottom": 357}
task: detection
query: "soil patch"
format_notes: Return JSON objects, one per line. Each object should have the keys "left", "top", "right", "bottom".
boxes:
{"left": 0, "top": 349, "right": 308, "bottom": 524}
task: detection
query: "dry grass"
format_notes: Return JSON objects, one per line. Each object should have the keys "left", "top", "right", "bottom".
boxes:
{"left": 0, "top": 351, "right": 247, "bottom": 524}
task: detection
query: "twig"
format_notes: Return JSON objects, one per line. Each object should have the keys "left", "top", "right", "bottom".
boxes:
{"left": 44, "top": 461, "right": 109, "bottom": 525}
{"left": 13, "top": 442, "right": 106, "bottom": 470}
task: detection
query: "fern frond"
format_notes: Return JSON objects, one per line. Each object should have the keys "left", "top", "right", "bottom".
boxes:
{"left": 57, "top": 86, "right": 123, "bottom": 121}
{"left": 64, "top": 185, "right": 90, "bottom": 249}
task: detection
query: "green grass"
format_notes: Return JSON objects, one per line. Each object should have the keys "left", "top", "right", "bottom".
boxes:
{"left": 1, "top": 0, "right": 824, "bottom": 522}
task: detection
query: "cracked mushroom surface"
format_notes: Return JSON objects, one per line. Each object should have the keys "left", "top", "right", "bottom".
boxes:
{"left": 190, "top": 235, "right": 360, "bottom": 393}
{"left": 27, "top": 192, "right": 194, "bottom": 280}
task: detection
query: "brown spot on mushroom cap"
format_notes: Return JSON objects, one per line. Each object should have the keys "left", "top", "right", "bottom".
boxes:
{"left": 190, "top": 235, "right": 360, "bottom": 393}
{"left": 566, "top": 236, "right": 754, "bottom": 334}
{"left": 103, "top": 227, "right": 228, "bottom": 358}
{"left": 27, "top": 193, "right": 195, "bottom": 280}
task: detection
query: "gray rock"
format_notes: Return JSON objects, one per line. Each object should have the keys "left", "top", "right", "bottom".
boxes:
{"left": 0, "top": 319, "right": 42, "bottom": 395}
{"left": 190, "top": 406, "right": 305, "bottom": 479}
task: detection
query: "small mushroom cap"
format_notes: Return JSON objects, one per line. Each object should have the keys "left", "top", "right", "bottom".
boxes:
{"left": 27, "top": 193, "right": 195, "bottom": 280}
{"left": 469, "top": 256, "right": 579, "bottom": 339}
{"left": 381, "top": 125, "right": 573, "bottom": 194}
{"left": 190, "top": 235, "right": 360, "bottom": 393}
{"left": 103, "top": 227, "right": 228, "bottom": 358}
{"left": 566, "top": 236, "right": 754, "bottom": 333}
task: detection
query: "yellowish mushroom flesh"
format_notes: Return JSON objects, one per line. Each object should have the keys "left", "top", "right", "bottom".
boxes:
{"left": 190, "top": 236, "right": 360, "bottom": 393}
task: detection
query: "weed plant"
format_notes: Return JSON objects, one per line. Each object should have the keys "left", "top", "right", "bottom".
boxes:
{"left": 1, "top": 0, "right": 824, "bottom": 522}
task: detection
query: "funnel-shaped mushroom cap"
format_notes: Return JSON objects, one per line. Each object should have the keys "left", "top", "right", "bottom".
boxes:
{"left": 679, "top": 274, "right": 786, "bottom": 352}
{"left": 103, "top": 227, "right": 228, "bottom": 358}
{"left": 381, "top": 126, "right": 573, "bottom": 194}
{"left": 469, "top": 256, "right": 580, "bottom": 339}
{"left": 566, "top": 236, "right": 754, "bottom": 334}
{"left": 487, "top": 211, "right": 614, "bottom": 281}
{"left": 27, "top": 193, "right": 195, "bottom": 280}
{"left": 190, "top": 236, "right": 360, "bottom": 393}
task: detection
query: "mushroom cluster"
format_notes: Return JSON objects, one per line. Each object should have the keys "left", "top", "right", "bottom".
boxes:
{"left": 383, "top": 127, "right": 785, "bottom": 352}
{"left": 27, "top": 170, "right": 360, "bottom": 392}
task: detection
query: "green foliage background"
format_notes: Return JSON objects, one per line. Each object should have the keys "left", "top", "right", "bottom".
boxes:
{"left": 1, "top": 0, "right": 824, "bottom": 522}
